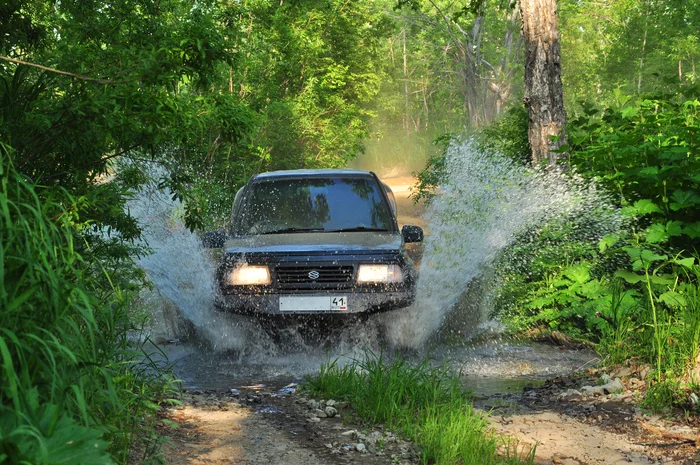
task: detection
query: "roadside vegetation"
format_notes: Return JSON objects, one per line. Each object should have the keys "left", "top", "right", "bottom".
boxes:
{"left": 415, "top": 95, "right": 700, "bottom": 414}
{"left": 0, "top": 152, "right": 179, "bottom": 464}
{"left": 304, "top": 351, "right": 534, "bottom": 465}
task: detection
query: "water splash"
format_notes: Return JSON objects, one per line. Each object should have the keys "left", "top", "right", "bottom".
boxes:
{"left": 129, "top": 184, "right": 257, "bottom": 352}
{"left": 385, "top": 139, "right": 621, "bottom": 348}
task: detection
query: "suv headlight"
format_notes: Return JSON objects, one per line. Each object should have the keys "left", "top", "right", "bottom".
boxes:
{"left": 227, "top": 264, "right": 271, "bottom": 286}
{"left": 357, "top": 264, "right": 404, "bottom": 284}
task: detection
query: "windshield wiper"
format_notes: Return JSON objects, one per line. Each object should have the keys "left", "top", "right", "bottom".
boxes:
{"left": 325, "top": 227, "right": 390, "bottom": 233}
{"left": 260, "top": 227, "right": 325, "bottom": 234}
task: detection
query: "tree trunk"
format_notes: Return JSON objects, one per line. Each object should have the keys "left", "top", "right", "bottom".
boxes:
{"left": 519, "top": 0, "right": 568, "bottom": 166}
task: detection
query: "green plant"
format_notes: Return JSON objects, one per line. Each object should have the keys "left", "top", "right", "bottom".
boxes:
{"left": 0, "top": 153, "right": 176, "bottom": 464}
{"left": 304, "top": 350, "right": 534, "bottom": 465}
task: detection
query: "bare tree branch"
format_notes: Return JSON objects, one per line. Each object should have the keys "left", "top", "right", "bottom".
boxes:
{"left": 0, "top": 55, "right": 128, "bottom": 85}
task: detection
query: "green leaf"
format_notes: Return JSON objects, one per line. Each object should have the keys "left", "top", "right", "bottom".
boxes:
{"left": 621, "top": 106, "right": 638, "bottom": 119}
{"left": 562, "top": 264, "right": 591, "bottom": 284}
{"left": 614, "top": 269, "right": 643, "bottom": 284}
{"left": 645, "top": 223, "right": 668, "bottom": 243}
{"left": 648, "top": 274, "right": 674, "bottom": 286}
{"left": 625, "top": 199, "right": 663, "bottom": 217}
{"left": 669, "top": 189, "right": 700, "bottom": 211}
{"left": 673, "top": 257, "right": 695, "bottom": 268}
{"left": 528, "top": 296, "right": 555, "bottom": 309}
{"left": 666, "top": 221, "right": 684, "bottom": 237}
{"left": 599, "top": 234, "right": 620, "bottom": 252}
{"left": 640, "top": 249, "right": 667, "bottom": 264}
{"left": 42, "top": 415, "right": 114, "bottom": 465}
{"left": 638, "top": 167, "right": 659, "bottom": 176}
{"left": 683, "top": 222, "right": 700, "bottom": 239}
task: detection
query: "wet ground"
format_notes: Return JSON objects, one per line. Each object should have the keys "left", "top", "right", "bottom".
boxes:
{"left": 158, "top": 335, "right": 598, "bottom": 397}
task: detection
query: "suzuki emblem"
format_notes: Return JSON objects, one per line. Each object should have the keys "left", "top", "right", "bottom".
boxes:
{"left": 308, "top": 270, "right": 320, "bottom": 280}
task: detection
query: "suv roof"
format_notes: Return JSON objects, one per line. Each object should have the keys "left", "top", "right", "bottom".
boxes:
{"left": 252, "top": 168, "right": 374, "bottom": 181}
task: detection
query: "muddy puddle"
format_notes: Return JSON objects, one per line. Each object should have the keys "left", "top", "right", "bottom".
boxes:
{"left": 155, "top": 334, "right": 598, "bottom": 397}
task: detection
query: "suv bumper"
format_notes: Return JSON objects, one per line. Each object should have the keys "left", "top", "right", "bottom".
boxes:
{"left": 214, "top": 290, "right": 414, "bottom": 315}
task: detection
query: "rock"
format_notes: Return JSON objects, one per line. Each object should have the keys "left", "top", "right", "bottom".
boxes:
{"left": 356, "top": 443, "right": 366, "bottom": 452}
{"left": 336, "top": 401, "right": 348, "bottom": 409}
{"left": 313, "top": 409, "right": 328, "bottom": 418}
{"left": 581, "top": 378, "right": 623, "bottom": 396}
{"left": 367, "top": 440, "right": 377, "bottom": 454}
{"left": 340, "top": 430, "right": 357, "bottom": 438}
{"left": 326, "top": 399, "right": 337, "bottom": 407}
{"left": 639, "top": 365, "right": 650, "bottom": 381}
{"left": 325, "top": 443, "right": 333, "bottom": 449}
{"left": 557, "top": 389, "right": 582, "bottom": 400}
{"left": 307, "top": 400, "right": 320, "bottom": 410}
{"left": 613, "top": 366, "right": 634, "bottom": 379}
{"left": 324, "top": 406, "right": 338, "bottom": 418}
{"left": 307, "top": 416, "right": 321, "bottom": 423}
{"left": 229, "top": 388, "right": 240, "bottom": 397}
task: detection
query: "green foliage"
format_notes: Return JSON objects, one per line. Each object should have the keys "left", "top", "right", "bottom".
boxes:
{"left": 477, "top": 105, "right": 531, "bottom": 165}
{"left": 494, "top": 95, "right": 700, "bottom": 412}
{"left": 0, "top": 156, "right": 176, "bottom": 464}
{"left": 304, "top": 350, "right": 534, "bottom": 465}
{"left": 569, "top": 97, "right": 700, "bottom": 252}
{"left": 560, "top": 0, "right": 700, "bottom": 109}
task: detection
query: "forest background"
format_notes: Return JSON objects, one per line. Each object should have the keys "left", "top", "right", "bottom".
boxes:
{"left": 1, "top": 0, "right": 700, "bottom": 463}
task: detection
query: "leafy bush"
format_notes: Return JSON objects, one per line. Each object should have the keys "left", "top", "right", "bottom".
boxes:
{"left": 0, "top": 152, "right": 173, "bottom": 464}
{"left": 569, "top": 98, "right": 700, "bottom": 251}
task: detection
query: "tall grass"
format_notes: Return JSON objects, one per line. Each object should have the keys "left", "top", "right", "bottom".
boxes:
{"left": 0, "top": 152, "right": 173, "bottom": 464}
{"left": 304, "top": 350, "right": 533, "bottom": 465}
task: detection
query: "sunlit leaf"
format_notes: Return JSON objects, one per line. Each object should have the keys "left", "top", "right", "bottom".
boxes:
{"left": 645, "top": 223, "right": 668, "bottom": 243}
{"left": 599, "top": 234, "right": 620, "bottom": 252}
{"left": 562, "top": 264, "right": 591, "bottom": 284}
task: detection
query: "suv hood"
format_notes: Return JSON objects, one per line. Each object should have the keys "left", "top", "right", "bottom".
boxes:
{"left": 223, "top": 231, "right": 402, "bottom": 255}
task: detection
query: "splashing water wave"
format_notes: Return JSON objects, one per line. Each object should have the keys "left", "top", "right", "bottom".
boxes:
{"left": 384, "top": 139, "right": 622, "bottom": 348}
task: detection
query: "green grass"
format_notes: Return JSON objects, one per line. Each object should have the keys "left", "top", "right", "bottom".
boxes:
{"left": 0, "top": 152, "right": 176, "bottom": 464}
{"left": 304, "top": 350, "right": 534, "bottom": 465}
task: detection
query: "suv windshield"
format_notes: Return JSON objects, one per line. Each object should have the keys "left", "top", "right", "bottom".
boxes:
{"left": 236, "top": 176, "right": 395, "bottom": 235}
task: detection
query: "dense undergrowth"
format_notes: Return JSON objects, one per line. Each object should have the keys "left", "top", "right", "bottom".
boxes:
{"left": 304, "top": 351, "right": 534, "bottom": 465}
{"left": 0, "top": 153, "right": 176, "bottom": 464}
{"left": 417, "top": 95, "right": 700, "bottom": 413}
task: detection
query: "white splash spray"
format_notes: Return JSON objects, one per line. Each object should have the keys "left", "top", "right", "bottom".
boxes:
{"left": 385, "top": 139, "right": 621, "bottom": 348}
{"left": 129, "top": 184, "right": 253, "bottom": 351}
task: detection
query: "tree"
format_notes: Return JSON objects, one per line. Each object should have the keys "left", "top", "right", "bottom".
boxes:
{"left": 519, "top": 0, "right": 568, "bottom": 165}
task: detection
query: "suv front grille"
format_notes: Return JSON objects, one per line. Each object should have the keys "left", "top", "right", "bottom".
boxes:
{"left": 275, "top": 265, "right": 354, "bottom": 289}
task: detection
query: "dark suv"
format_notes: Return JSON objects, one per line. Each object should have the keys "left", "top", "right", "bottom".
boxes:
{"left": 204, "top": 169, "right": 423, "bottom": 320}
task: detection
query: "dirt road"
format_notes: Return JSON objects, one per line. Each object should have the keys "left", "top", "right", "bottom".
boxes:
{"left": 153, "top": 367, "right": 698, "bottom": 465}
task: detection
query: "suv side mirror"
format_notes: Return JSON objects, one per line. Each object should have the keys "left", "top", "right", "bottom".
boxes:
{"left": 402, "top": 225, "right": 424, "bottom": 243}
{"left": 202, "top": 230, "right": 227, "bottom": 248}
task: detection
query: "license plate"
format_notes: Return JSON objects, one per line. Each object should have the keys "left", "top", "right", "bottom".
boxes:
{"left": 279, "top": 296, "right": 348, "bottom": 312}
